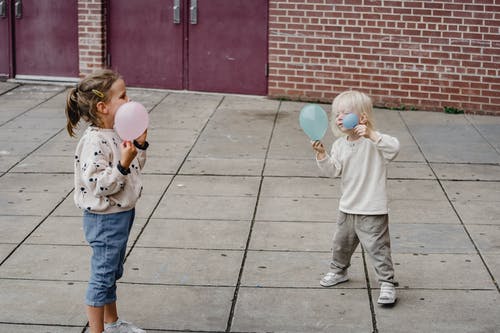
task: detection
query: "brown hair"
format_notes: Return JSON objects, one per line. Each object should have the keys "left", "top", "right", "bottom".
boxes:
{"left": 65, "top": 69, "right": 121, "bottom": 137}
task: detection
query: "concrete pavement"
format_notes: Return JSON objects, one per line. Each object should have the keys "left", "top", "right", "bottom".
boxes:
{"left": 0, "top": 82, "right": 499, "bottom": 333}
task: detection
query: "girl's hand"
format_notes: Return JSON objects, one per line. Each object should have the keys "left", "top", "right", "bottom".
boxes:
{"left": 120, "top": 140, "right": 138, "bottom": 169}
{"left": 135, "top": 129, "right": 148, "bottom": 146}
{"left": 353, "top": 124, "right": 380, "bottom": 142}
{"left": 312, "top": 140, "right": 326, "bottom": 160}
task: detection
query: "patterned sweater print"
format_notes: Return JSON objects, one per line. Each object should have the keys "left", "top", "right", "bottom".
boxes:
{"left": 73, "top": 126, "right": 146, "bottom": 214}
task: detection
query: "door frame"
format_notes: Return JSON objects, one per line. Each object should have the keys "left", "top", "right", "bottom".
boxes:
{"left": 0, "top": 0, "right": 13, "bottom": 79}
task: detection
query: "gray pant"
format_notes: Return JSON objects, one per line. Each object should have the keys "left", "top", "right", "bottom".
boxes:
{"left": 330, "top": 211, "right": 395, "bottom": 284}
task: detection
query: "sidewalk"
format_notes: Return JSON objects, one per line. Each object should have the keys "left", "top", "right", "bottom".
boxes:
{"left": 0, "top": 82, "right": 499, "bottom": 333}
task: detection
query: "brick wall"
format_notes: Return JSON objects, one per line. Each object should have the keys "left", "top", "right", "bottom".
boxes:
{"left": 78, "top": 0, "right": 106, "bottom": 77}
{"left": 268, "top": 0, "right": 500, "bottom": 115}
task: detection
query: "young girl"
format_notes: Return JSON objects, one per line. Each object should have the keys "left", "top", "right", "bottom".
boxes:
{"left": 311, "top": 90, "right": 400, "bottom": 305}
{"left": 66, "top": 69, "right": 149, "bottom": 332}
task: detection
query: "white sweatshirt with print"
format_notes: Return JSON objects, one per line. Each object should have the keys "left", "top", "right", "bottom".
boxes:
{"left": 316, "top": 132, "right": 400, "bottom": 215}
{"left": 73, "top": 127, "right": 146, "bottom": 214}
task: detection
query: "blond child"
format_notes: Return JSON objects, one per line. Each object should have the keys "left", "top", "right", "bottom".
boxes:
{"left": 312, "top": 90, "right": 400, "bottom": 305}
{"left": 65, "top": 69, "right": 149, "bottom": 332}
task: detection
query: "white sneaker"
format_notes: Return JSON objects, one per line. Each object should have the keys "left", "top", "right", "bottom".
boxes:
{"left": 320, "top": 271, "right": 349, "bottom": 287}
{"left": 104, "top": 319, "right": 146, "bottom": 333}
{"left": 377, "top": 282, "right": 396, "bottom": 305}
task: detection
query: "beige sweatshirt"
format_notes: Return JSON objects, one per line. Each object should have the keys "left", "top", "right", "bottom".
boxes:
{"left": 73, "top": 127, "right": 146, "bottom": 214}
{"left": 316, "top": 132, "right": 400, "bottom": 215}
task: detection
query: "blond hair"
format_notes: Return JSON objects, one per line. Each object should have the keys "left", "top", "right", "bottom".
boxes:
{"left": 65, "top": 69, "right": 121, "bottom": 137}
{"left": 330, "top": 90, "right": 375, "bottom": 137}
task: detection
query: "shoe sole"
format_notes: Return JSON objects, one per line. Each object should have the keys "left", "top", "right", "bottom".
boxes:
{"left": 320, "top": 276, "right": 349, "bottom": 287}
{"left": 378, "top": 297, "right": 397, "bottom": 306}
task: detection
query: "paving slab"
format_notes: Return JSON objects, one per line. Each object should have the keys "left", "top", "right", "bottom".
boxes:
{"left": 0, "top": 243, "right": 17, "bottom": 263}
{"left": 390, "top": 224, "right": 476, "bottom": 254}
{"left": 0, "top": 215, "right": 43, "bottom": 243}
{"left": 451, "top": 200, "right": 500, "bottom": 225}
{"left": 388, "top": 179, "right": 447, "bottom": 200}
{"left": 0, "top": 191, "right": 69, "bottom": 216}
{"left": 0, "top": 173, "right": 73, "bottom": 193}
{"left": 123, "top": 248, "right": 243, "bottom": 286}
{"left": 432, "top": 163, "right": 500, "bottom": 181}
{"left": 142, "top": 155, "right": 185, "bottom": 174}
{"left": 0, "top": 279, "right": 86, "bottom": 326}
{"left": 388, "top": 199, "right": 460, "bottom": 224}
{"left": 482, "top": 254, "right": 500, "bottom": 286}
{"left": 467, "top": 225, "right": 500, "bottom": 254}
{"left": 367, "top": 253, "right": 496, "bottom": 290}
{"left": 241, "top": 250, "right": 366, "bottom": 288}
{"left": 180, "top": 157, "right": 264, "bottom": 176}
{"left": 116, "top": 284, "right": 233, "bottom": 332}
{"left": 388, "top": 162, "right": 435, "bottom": 179}
{"left": 0, "top": 244, "right": 90, "bottom": 281}
{"left": 10, "top": 155, "right": 74, "bottom": 173}
{"left": 168, "top": 175, "right": 260, "bottom": 196}
{"left": 0, "top": 81, "right": 18, "bottom": 94}
{"left": 255, "top": 196, "right": 338, "bottom": 222}
{"left": 135, "top": 219, "right": 250, "bottom": 250}
{"left": 152, "top": 194, "right": 257, "bottom": 220}
{"left": 260, "top": 176, "right": 341, "bottom": 198}
{"left": 373, "top": 290, "right": 500, "bottom": 333}
{"left": 250, "top": 221, "right": 337, "bottom": 252}
{"left": 231, "top": 288, "right": 373, "bottom": 333}
{"left": 263, "top": 158, "right": 322, "bottom": 177}
{"left": 0, "top": 154, "right": 24, "bottom": 173}
{"left": 442, "top": 180, "right": 500, "bottom": 202}
{"left": 0, "top": 324, "right": 83, "bottom": 333}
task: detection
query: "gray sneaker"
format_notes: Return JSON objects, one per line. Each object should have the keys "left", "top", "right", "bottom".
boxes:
{"left": 377, "top": 282, "right": 396, "bottom": 305}
{"left": 104, "top": 319, "right": 146, "bottom": 333}
{"left": 320, "top": 271, "right": 349, "bottom": 287}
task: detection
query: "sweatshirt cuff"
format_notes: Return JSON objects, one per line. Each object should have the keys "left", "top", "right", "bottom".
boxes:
{"left": 117, "top": 161, "right": 130, "bottom": 175}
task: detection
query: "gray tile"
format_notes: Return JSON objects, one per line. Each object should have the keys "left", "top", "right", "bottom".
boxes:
{"left": 250, "top": 222, "right": 337, "bottom": 252}
{"left": 391, "top": 224, "right": 475, "bottom": 254}
{"left": 0, "top": 324, "right": 83, "bottom": 333}
{"left": 117, "top": 284, "right": 233, "bottom": 332}
{"left": 432, "top": 163, "right": 500, "bottom": 181}
{"left": 388, "top": 179, "right": 447, "bottom": 200}
{"left": 263, "top": 158, "right": 323, "bottom": 177}
{"left": 153, "top": 195, "right": 257, "bottom": 220}
{"left": 10, "top": 155, "right": 74, "bottom": 173}
{"left": 180, "top": 157, "right": 263, "bottom": 176}
{"left": 467, "top": 225, "right": 500, "bottom": 254}
{"left": 0, "top": 173, "right": 73, "bottom": 193}
{"left": 452, "top": 200, "right": 500, "bottom": 225}
{"left": 168, "top": 175, "right": 260, "bottom": 196}
{"left": 0, "top": 244, "right": 90, "bottom": 281}
{"left": 388, "top": 199, "right": 460, "bottom": 224}
{"left": 141, "top": 174, "right": 174, "bottom": 195}
{"left": 232, "top": 288, "right": 373, "bottom": 333}
{"left": 0, "top": 215, "right": 42, "bottom": 243}
{"left": 373, "top": 290, "right": 500, "bottom": 333}
{"left": 369, "top": 253, "right": 496, "bottom": 290}
{"left": 0, "top": 244, "right": 16, "bottom": 262}
{"left": 442, "top": 180, "right": 500, "bottom": 202}
{"left": 388, "top": 162, "right": 435, "bottom": 179}
{"left": 255, "top": 197, "right": 338, "bottom": 222}
{"left": 260, "top": 176, "right": 341, "bottom": 198}
{"left": 242, "top": 251, "right": 366, "bottom": 288}
{"left": 123, "top": 248, "right": 243, "bottom": 286}
{"left": 0, "top": 280, "right": 86, "bottom": 326}
{"left": 482, "top": 254, "right": 500, "bottom": 287}
{"left": 135, "top": 219, "right": 250, "bottom": 250}
{"left": 0, "top": 191, "right": 68, "bottom": 216}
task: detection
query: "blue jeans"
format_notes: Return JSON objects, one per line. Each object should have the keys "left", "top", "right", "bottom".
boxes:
{"left": 83, "top": 209, "right": 135, "bottom": 307}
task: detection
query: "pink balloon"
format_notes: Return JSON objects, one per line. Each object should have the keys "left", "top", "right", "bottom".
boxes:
{"left": 114, "top": 101, "right": 149, "bottom": 140}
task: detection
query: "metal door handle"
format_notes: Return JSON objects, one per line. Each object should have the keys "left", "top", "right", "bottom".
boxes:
{"left": 0, "top": 0, "right": 6, "bottom": 18}
{"left": 15, "top": 0, "right": 22, "bottom": 19}
{"left": 190, "top": 0, "right": 197, "bottom": 25}
{"left": 173, "top": 0, "right": 180, "bottom": 24}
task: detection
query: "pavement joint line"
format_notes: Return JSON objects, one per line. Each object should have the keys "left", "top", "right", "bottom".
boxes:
{"left": 0, "top": 85, "right": 67, "bottom": 127}
{"left": 361, "top": 246, "right": 379, "bottom": 333}
{"left": 0, "top": 83, "right": 20, "bottom": 97}
{"left": 0, "top": 188, "right": 74, "bottom": 267}
{"left": 225, "top": 101, "right": 282, "bottom": 333}
{"left": 465, "top": 113, "right": 500, "bottom": 156}
{"left": 398, "top": 111, "right": 500, "bottom": 294}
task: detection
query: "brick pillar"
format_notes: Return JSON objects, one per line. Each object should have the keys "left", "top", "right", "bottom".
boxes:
{"left": 78, "top": 0, "right": 106, "bottom": 77}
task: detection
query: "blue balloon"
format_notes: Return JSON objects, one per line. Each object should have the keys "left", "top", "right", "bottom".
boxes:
{"left": 299, "top": 104, "right": 328, "bottom": 141}
{"left": 342, "top": 113, "right": 359, "bottom": 129}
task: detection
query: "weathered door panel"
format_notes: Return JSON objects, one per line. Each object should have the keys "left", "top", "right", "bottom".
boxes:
{"left": 0, "top": 0, "right": 11, "bottom": 78}
{"left": 14, "top": 0, "right": 78, "bottom": 77}
{"left": 187, "top": 0, "right": 268, "bottom": 95}
{"left": 108, "top": 0, "right": 184, "bottom": 89}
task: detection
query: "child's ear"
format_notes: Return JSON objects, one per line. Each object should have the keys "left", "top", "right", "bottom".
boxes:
{"left": 359, "top": 112, "right": 368, "bottom": 124}
{"left": 96, "top": 101, "right": 108, "bottom": 114}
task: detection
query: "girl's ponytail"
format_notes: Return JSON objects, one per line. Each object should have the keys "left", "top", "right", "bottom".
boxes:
{"left": 65, "top": 87, "right": 80, "bottom": 137}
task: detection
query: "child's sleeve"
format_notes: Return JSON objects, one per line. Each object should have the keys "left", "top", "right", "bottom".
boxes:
{"left": 79, "top": 138, "right": 127, "bottom": 197}
{"left": 316, "top": 143, "right": 342, "bottom": 177}
{"left": 375, "top": 133, "right": 400, "bottom": 162}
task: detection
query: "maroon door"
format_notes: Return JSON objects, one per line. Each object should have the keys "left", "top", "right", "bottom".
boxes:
{"left": 0, "top": 0, "right": 10, "bottom": 78}
{"left": 108, "top": 0, "right": 268, "bottom": 95}
{"left": 107, "top": 0, "right": 184, "bottom": 89}
{"left": 14, "top": 0, "right": 78, "bottom": 77}
{"left": 188, "top": 0, "right": 268, "bottom": 95}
